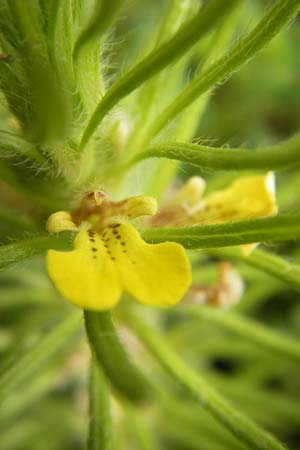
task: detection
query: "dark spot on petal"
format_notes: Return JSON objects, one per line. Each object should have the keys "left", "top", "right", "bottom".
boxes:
{"left": 104, "top": 244, "right": 108, "bottom": 248}
{"left": 121, "top": 241, "right": 125, "bottom": 246}
{"left": 90, "top": 238, "right": 95, "bottom": 242}
{"left": 91, "top": 247, "right": 97, "bottom": 252}
{"left": 112, "top": 229, "right": 118, "bottom": 235}
{"left": 111, "top": 256, "right": 115, "bottom": 261}
{"left": 93, "top": 255, "right": 97, "bottom": 259}
{"left": 122, "top": 250, "right": 127, "bottom": 254}
{"left": 116, "top": 235, "right": 121, "bottom": 239}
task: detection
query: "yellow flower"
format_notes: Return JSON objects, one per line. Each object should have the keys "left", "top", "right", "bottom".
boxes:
{"left": 150, "top": 173, "right": 278, "bottom": 254}
{"left": 46, "top": 192, "right": 191, "bottom": 310}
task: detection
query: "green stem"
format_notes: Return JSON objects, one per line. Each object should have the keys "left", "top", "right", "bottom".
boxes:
{"left": 0, "top": 232, "right": 72, "bottom": 271}
{"left": 142, "top": 215, "right": 300, "bottom": 249}
{"left": 87, "top": 358, "right": 112, "bottom": 450}
{"left": 124, "top": 310, "right": 286, "bottom": 450}
{"left": 84, "top": 310, "right": 150, "bottom": 402}
{"left": 79, "top": 0, "right": 241, "bottom": 150}
{"left": 174, "top": 306, "right": 300, "bottom": 363}
{"left": 148, "top": 0, "right": 300, "bottom": 137}
{"left": 0, "top": 312, "right": 81, "bottom": 404}
{"left": 208, "top": 247, "right": 300, "bottom": 292}
{"left": 126, "top": 133, "right": 300, "bottom": 171}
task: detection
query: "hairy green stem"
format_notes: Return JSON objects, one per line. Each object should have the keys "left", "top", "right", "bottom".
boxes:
{"left": 79, "top": 0, "right": 241, "bottom": 149}
{"left": 142, "top": 215, "right": 300, "bottom": 249}
{"left": 84, "top": 310, "right": 150, "bottom": 402}
{"left": 127, "top": 133, "right": 300, "bottom": 171}
{"left": 124, "top": 310, "right": 286, "bottom": 450}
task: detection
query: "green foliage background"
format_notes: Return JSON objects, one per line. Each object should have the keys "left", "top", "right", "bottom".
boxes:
{"left": 1, "top": 1, "right": 300, "bottom": 449}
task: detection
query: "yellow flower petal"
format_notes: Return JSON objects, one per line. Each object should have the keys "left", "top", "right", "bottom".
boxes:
{"left": 46, "top": 211, "right": 78, "bottom": 232}
{"left": 47, "top": 230, "right": 121, "bottom": 310}
{"left": 103, "top": 223, "right": 191, "bottom": 307}
{"left": 122, "top": 196, "right": 158, "bottom": 218}
{"left": 191, "top": 173, "right": 277, "bottom": 224}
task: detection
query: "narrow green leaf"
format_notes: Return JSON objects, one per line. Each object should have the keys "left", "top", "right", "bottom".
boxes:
{"left": 0, "top": 233, "right": 72, "bottom": 271}
{"left": 73, "top": 0, "right": 125, "bottom": 114}
{"left": 84, "top": 310, "right": 150, "bottom": 402}
{"left": 8, "top": 0, "right": 71, "bottom": 143}
{"left": 175, "top": 306, "right": 300, "bottom": 363}
{"left": 142, "top": 215, "right": 300, "bottom": 249}
{"left": 0, "top": 313, "right": 81, "bottom": 404}
{"left": 0, "top": 2, "right": 31, "bottom": 124}
{"left": 87, "top": 359, "right": 112, "bottom": 450}
{"left": 127, "top": 133, "right": 300, "bottom": 171}
{"left": 124, "top": 310, "right": 286, "bottom": 450}
{"left": 208, "top": 247, "right": 300, "bottom": 292}
{"left": 148, "top": 0, "right": 300, "bottom": 136}
{"left": 47, "top": 0, "right": 74, "bottom": 87}
{"left": 79, "top": 0, "right": 241, "bottom": 149}
{"left": 74, "top": 0, "right": 125, "bottom": 56}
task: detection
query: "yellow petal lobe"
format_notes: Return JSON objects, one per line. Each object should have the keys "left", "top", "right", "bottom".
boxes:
{"left": 46, "top": 211, "right": 78, "bottom": 232}
{"left": 104, "top": 223, "right": 191, "bottom": 307}
{"left": 191, "top": 173, "right": 277, "bottom": 224}
{"left": 119, "top": 196, "right": 158, "bottom": 219}
{"left": 47, "top": 230, "right": 121, "bottom": 310}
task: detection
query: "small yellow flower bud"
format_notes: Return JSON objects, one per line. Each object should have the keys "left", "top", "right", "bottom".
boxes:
{"left": 172, "top": 176, "right": 206, "bottom": 206}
